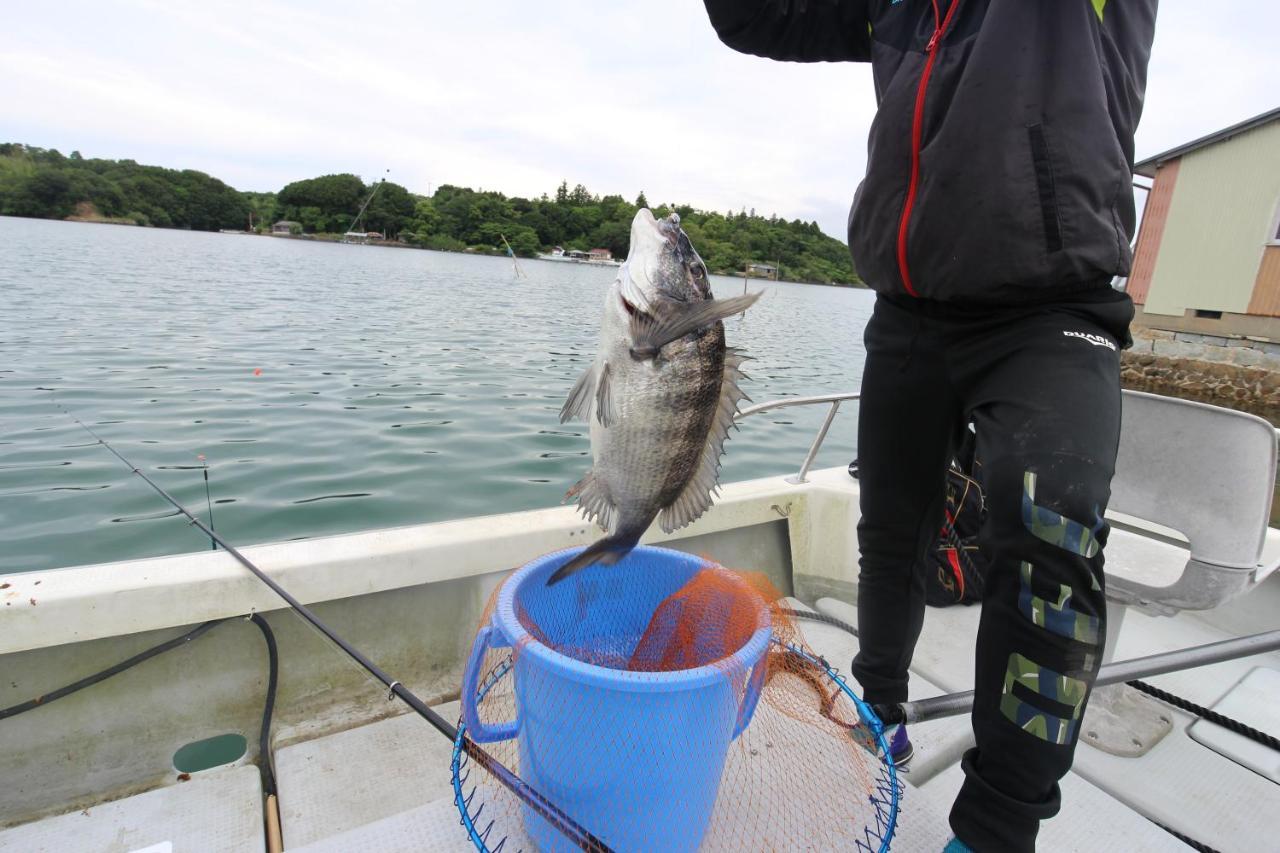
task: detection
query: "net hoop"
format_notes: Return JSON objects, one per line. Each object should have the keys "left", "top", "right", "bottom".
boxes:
{"left": 451, "top": 639, "right": 901, "bottom": 853}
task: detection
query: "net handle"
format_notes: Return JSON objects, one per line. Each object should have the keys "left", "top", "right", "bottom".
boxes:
{"left": 461, "top": 624, "right": 519, "bottom": 743}
{"left": 732, "top": 648, "right": 770, "bottom": 738}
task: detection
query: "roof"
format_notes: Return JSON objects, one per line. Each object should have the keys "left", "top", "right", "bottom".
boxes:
{"left": 1134, "top": 107, "right": 1280, "bottom": 177}
{"left": 273, "top": 220, "right": 301, "bottom": 226}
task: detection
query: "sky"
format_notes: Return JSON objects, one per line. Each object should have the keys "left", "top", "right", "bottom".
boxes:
{"left": 2, "top": 1, "right": 1276, "bottom": 239}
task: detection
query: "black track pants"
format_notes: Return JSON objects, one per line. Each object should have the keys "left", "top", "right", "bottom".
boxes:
{"left": 850, "top": 291, "right": 1134, "bottom": 852}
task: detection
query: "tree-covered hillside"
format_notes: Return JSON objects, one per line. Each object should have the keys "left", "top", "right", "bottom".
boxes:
{"left": 0, "top": 145, "right": 862, "bottom": 285}
{"left": 402, "top": 182, "right": 860, "bottom": 285}
{"left": 0, "top": 144, "right": 248, "bottom": 230}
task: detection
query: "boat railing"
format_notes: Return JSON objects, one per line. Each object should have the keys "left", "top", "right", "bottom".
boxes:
{"left": 736, "top": 390, "right": 1280, "bottom": 488}
{"left": 735, "top": 392, "right": 861, "bottom": 485}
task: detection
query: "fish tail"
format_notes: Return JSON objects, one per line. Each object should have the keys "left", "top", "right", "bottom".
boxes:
{"left": 546, "top": 527, "right": 645, "bottom": 586}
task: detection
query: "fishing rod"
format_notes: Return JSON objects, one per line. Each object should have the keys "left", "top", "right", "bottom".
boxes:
{"left": 63, "top": 410, "right": 613, "bottom": 853}
{"left": 889, "top": 628, "right": 1280, "bottom": 726}
{"left": 500, "top": 233, "right": 525, "bottom": 278}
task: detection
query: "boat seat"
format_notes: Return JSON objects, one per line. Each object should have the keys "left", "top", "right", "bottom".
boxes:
{"left": 1106, "top": 390, "right": 1279, "bottom": 614}
{"left": 0, "top": 764, "right": 264, "bottom": 853}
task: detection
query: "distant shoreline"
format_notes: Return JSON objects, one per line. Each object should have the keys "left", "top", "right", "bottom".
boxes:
{"left": 2, "top": 144, "right": 865, "bottom": 288}
{"left": 4, "top": 214, "right": 867, "bottom": 290}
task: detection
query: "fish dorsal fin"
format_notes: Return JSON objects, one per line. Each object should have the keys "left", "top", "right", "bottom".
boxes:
{"left": 566, "top": 469, "right": 616, "bottom": 533}
{"left": 658, "top": 348, "right": 751, "bottom": 534}
{"left": 559, "top": 362, "right": 599, "bottom": 423}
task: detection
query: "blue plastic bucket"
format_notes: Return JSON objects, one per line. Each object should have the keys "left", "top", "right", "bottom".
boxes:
{"left": 461, "top": 546, "right": 772, "bottom": 852}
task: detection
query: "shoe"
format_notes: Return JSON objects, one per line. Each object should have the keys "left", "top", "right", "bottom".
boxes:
{"left": 853, "top": 721, "right": 914, "bottom": 767}
{"left": 885, "top": 723, "right": 915, "bottom": 766}
{"left": 942, "top": 836, "right": 974, "bottom": 852}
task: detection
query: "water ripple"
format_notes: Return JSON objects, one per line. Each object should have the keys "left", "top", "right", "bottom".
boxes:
{"left": 0, "top": 216, "right": 873, "bottom": 572}
{"left": 293, "top": 493, "right": 372, "bottom": 504}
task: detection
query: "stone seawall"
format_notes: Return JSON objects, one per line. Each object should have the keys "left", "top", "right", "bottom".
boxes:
{"left": 1122, "top": 329, "right": 1280, "bottom": 425}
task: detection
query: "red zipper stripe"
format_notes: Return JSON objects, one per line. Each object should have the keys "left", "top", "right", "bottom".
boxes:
{"left": 946, "top": 548, "right": 965, "bottom": 598}
{"left": 896, "top": 0, "right": 962, "bottom": 297}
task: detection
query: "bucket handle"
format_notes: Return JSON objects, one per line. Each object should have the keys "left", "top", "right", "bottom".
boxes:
{"left": 732, "top": 649, "right": 770, "bottom": 739}
{"left": 461, "top": 624, "right": 519, "bottom": 743}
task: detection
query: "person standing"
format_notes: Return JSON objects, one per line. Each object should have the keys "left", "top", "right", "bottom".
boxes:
{"left": 702, "top": 2, "right": 1158, "bottom": 850}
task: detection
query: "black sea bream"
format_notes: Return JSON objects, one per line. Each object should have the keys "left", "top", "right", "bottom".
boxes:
{"left": 549, "top": 209, "right": 759, "bottom": 584}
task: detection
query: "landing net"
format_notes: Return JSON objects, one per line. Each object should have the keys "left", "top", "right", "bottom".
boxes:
{"left": 453, "top": 546, "right": 900, "bottom": 852}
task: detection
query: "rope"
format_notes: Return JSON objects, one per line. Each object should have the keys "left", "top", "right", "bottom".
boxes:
{"left": 1149, "top": 820, "right": 1223, "bottom": 853}
{"left": 1128, "top": 679, "right": 1280, "bottom": 753}
{"left": 779, "top": 607, "right": 859, "bottom": 637}
{"left": 0, "top": 614, "right": 281, "bottom": 795}
{"left": 249, "top": 613, "right": 281, "bottom": 795}
{"left": 0, "top": 620, "right": 225, "bottom": 720}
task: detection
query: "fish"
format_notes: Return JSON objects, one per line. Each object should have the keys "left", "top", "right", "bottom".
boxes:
{"left": 548, "top": 209, "right": 760, "bottom": 585}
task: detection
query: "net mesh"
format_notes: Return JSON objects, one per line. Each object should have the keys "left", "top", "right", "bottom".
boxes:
{"left": 455, "top": 547, "right": 898, "bottom": 852}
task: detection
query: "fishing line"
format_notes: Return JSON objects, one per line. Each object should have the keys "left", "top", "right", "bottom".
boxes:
{"left": 56, "top": 404, "right": 614, "bottom": 853}
{"left": 200, "top": 454, "right": 216, "bottom": 551}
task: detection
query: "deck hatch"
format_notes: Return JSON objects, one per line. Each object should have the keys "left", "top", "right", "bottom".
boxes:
{"left": 172, "top": 732, "right": 247, "bottom": 774}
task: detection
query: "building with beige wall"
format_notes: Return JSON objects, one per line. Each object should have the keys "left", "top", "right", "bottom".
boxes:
{"left": 1128, "top": 109, "right": 1280, "bottom": 341}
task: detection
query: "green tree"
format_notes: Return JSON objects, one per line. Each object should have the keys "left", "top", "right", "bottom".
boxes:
{"left": 277, "top": 173, "right": 365, "bottom": 232}
{"left": 0, "top": 141, "right": 863, "bottom": 283}
{"left": 505, "top": 226, "right": 540, "bottom": 257}
{"left": 364, "top": 180, "right": 414, "bottom": 236}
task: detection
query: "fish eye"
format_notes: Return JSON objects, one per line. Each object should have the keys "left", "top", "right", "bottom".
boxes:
{"left": 690, "top": 262, "right": 706, "bottom": 279}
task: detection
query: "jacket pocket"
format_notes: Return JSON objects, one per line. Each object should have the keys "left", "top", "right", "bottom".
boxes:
{"left": 1028, "top": 123, "right": 1064, "bottom": 254}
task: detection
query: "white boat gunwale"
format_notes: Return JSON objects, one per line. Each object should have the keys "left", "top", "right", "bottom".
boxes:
{"left": 2, "top": 389, "right": 1278, "bottom": 852}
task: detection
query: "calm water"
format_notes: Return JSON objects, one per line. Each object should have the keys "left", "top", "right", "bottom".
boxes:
{"left": 0, "top": 217, "right": 874, "bottom": 573}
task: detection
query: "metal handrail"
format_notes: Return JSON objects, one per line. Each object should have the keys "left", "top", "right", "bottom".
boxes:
{"left": 735, "top": 392, "right": 861, "bottom": 484}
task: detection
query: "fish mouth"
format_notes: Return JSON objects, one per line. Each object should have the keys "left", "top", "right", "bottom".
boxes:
{"left": 634, "top": 208, "right": 680, "bottom": 244}
{"left": 657, "top": 213, "right": 680, "bottom": 243}
{"left": 621, "top": 208, "right": 684, "bottom": 313}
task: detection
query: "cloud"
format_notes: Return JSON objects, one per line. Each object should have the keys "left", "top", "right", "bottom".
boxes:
{"left": 2, "top": 1, "right": 1274, "bottom": 240}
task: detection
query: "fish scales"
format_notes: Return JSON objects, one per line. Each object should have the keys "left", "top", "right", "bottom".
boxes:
{"left": 549, "top": 209, "right": 758, "bottom": 584}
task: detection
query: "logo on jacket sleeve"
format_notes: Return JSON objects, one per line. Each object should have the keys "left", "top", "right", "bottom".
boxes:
{"left": 1062, "top": 331, "right": 1117, "bottom": 352}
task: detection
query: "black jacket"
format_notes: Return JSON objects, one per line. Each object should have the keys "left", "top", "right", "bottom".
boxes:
{"left": 704, "top": 0, "right": 1158, "bottom": 304}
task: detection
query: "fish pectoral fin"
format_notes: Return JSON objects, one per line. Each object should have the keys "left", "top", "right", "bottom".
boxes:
{"left": 657, "top": 348, "right": 751, "bottom": 534}
{"left": 594, "top": 362, "right": 617, "bottom": 427}
{"left": 628, "top": 292, "right": 762, "bottom": 360}
{"left": 559, "top": 363, "right": 599, "bottom": 423}
{"left": 567, "top": 470, "right": 616, "bottom": 533}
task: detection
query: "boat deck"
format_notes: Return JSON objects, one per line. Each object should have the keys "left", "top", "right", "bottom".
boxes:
{"left": 0, "top": 765, "right": 265, "bottom": 852}
{"left": 1, "top": 457, "right": 1277, "bottom": 851}
{"left": 5, "top": 586, "right": 1272, "bottom": 851}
